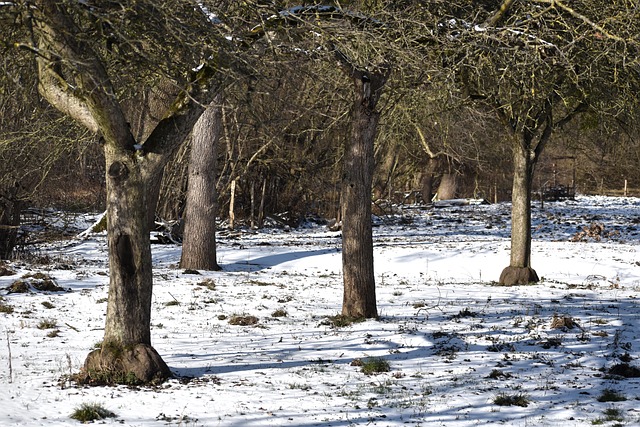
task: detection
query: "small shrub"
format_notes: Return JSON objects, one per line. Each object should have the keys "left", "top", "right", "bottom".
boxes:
{"left": 540, "top": 337, "right": 563, "bottom": 349}
{"left": 592, "top": 407, "right": 625, "bottom": 425}
{"left": 618, "top": 352, "right": 633, "bottom": 363}
{"left": 487, "top": 342, "right": 515, "bottom": 352}
{"left": 597, "top": 389, "right": 627, "bottom": 402}
{"left": 41, "top": 301, "right": 55, "bottom": 309}
{"left": 37, "top": 319, "right": 57, "bottom": 330}
{"left": 73, "top": 369, "right": 141, "bottom": 387}
{"left": 288, "top": 383, "right": 311, "bottom": 390}
{"left": 360, "top": 357, "right": 391, "bottom": 375}
{"left": 96, "top": 297, "right": 108, "bottom": 304}
{"left": 603, "top": 407, "right": 624, "bottom": 419}
{"left": 47, "top": 329, "right": 61, "bottom": 338}
{"left": 493, "top": 392, "right": 530, "bottom": 407}
{"left": 70, "top": 402, "right": 116, "bottom": 422}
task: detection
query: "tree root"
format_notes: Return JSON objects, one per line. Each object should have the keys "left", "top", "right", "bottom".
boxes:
{"left": 78, "top": 343, "right": 171, "bottom": 386}
{"left": 498, "top": 266, "right": 539, "bottom": 286}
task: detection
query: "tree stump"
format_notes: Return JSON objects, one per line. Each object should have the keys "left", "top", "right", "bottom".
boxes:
{"left": 498, "top": 266, "right": 539, "bottom": 286}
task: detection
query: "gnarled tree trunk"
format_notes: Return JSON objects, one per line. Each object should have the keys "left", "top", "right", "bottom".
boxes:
{"left": 33, "top": 1, "right": 214, "bottom": 384}
{"left": 85, "top": 147, "right": 170, "bottom": 383}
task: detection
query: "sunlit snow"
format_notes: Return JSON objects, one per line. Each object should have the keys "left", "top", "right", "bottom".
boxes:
{"left": 1, "top": 195, "right": 639, "bottom": 426}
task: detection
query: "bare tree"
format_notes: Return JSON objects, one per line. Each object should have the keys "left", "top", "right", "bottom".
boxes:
{"left": 5, "top": 0, "right": 226, "bottom": 383}
{"left": 334, "top": 49, "right": 390, "bottom": 318}
{"left": 430, "top": 0, "right": 640, "bottom": 284}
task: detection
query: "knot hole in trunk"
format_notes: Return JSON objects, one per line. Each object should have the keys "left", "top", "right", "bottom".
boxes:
{"left": 108, "top": 161, "right": 129, "bottom": 182}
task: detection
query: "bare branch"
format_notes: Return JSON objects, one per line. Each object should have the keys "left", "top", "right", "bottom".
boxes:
{"left": 484, "top": 0, "right": 516, "bottom": 28}
{"left": 36, "top": 57, "right": 99, "bottom": 133}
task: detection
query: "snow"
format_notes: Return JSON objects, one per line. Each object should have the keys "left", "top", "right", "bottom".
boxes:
{"left": 1, "top": 195, "right": 640, "bottom": 426}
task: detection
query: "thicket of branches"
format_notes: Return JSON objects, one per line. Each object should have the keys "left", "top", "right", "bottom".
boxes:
{"left": 2, "top": 0, "right": 639, "bottom": 226}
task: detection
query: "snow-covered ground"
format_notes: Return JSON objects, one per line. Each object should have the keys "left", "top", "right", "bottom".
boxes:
{"left": 1, "top": 195, "right": 639, "bottom": 426}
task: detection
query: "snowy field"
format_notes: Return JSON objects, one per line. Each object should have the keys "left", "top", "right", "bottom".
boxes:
{"left": 1, "top": 195, "right": 639, "bottom": 426}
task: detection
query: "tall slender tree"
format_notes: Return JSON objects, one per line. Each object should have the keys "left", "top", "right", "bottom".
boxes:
{"left": 179, "top": 95, "right": 224, "bottom": 271}
{"left": 335, "top": 49, "right": 390, "bottom": 318}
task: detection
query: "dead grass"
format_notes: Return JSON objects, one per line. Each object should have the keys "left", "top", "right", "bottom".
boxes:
{"left": 196, "top": 278, "right": 216, "bottom": 290}
{"left": 228, "top": 314, "right": 259, "bottom": 326}
{"left": 37, "top": 319, "right": 58, "bottom": 330}
{"left": 70, "top": 402, "right": 116, "bottom": 422}
{"left": 0, "top": 300, "right": 14, "bottom": 314}
{"left": 550, "top": 314, "right": 580, "bottom": 330}
{"left": 493, "top": 392, "right": 531, "bottom": 407}
{"left": 324, "top": 314, "right": 366, "bottom": 328}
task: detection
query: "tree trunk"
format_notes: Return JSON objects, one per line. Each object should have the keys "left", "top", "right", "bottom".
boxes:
{"left": 420, "top": 171, "right": 434, "bottom": 204}
{"left": 258, "top": 178, "right": 267, "bottom": 228}
{"left": 122, "top": 82, "right": 180, "bottom": 231}
{"left": 84, "top": 147, "right": 170, "bottom": 384}
{"left": 250, "top": 180, "right": 256, "bottom": 229}
{"left": 145, "top": 172, "right": 163, "bottom": 231}
{"left": 499, "top": 140, "right": 539, "bottom": 285}
{"left": 180, "top": 98, "right": 223, "bottom": 271}
{"left": 436, "top": 172, "right": 458, "bottom": 200}
{"left": 340, "top": 66, "right": 388, "bottom": 319}
{"left": 0, "top": 190, "right": 22, "bottom": 259}
{"left": 229, "top": 179, "right": 236, "bottom": 230}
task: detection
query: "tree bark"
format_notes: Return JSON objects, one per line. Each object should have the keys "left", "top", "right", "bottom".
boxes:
{"left": 338, "top": 57, "right": 389, "bottom": 319}
{"left": 420, "top": 171, "right": 434, "bottom": 204}
{"left": 122, "top": 81, "right": 181, "bottom": 230}
{"left": 0, "top": 187, "right": 22, "bottom": 259}
{"left": 436, "top": 172, "right": 458, "bottom": 200}
{"left": 229, "top": 179, "right": 236, "bottom": 230}
{"left": 499, "top": 137, "right": 540, "bottom": 285}
{"left": 180, "top": 96, "right": 223, "bottom": 271}
{"left": 258, "top": 178, "right": 267, "bottom": 228}
{"left": 84, "top": 146, "right": 171, "bottom": 384}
